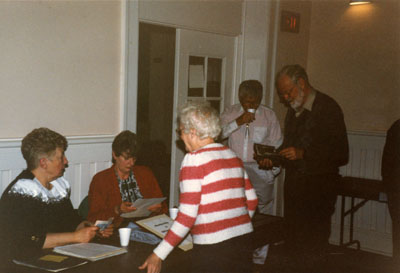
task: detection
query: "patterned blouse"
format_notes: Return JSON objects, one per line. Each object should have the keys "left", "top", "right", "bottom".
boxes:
{"left": 115, "top": 170, "right": 143, "bottom": 204}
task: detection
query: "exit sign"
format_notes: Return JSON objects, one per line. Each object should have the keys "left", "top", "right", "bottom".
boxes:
{"left": 281, "top": 11, "right": 300, "bottom": 33}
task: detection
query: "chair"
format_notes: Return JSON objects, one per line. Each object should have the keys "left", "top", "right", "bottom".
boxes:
{"left": 78, "top": 196, "right": 89, "bottom": 220}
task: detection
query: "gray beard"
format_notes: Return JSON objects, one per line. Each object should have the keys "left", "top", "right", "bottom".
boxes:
{"left": 290, "top": 88, "right": 305, "bottom": 111}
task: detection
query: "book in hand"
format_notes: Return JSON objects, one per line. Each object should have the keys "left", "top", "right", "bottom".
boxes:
{"left": 253, "top": 143, "right": 286, "bottom": 167}
{"left": 53, "top": 243, "right": 127, "bottom": 262}
{"left": 13, "top": 254, "right": 88, "bottom": 272}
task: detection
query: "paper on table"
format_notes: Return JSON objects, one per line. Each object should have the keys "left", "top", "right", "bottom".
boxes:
{"left": 136, "top": 214, "right": 193, "bottom": 251}
{"left": 120, "top": 197, "right": 166, "bottom": 218}
{"left": 53, "top": 243, "right": 127, "bottom": 262}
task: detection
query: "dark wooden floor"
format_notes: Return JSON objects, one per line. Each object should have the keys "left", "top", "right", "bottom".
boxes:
{"left": 258, "top": 244, "right": 399, "bottom": 273}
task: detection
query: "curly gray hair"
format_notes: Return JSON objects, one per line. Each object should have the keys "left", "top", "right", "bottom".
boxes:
{"left": 21, "top": 127, "right": 68, "bottom": 171}
{"left": 179, "top": 101, "right": 221, "bottom": 140}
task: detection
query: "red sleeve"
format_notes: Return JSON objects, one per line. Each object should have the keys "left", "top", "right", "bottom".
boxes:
{"left": 87, "top": 167, "right": 121, "bottom": 223}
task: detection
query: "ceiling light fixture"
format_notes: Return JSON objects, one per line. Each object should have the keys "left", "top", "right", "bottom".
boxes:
{"left": 349, "top": 0, "right": 371, "bottom": 5}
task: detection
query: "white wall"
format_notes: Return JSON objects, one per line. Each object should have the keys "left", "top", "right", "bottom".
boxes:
{"left": 0, "top": 1, "right": 122, "bottom": 138}
{"left": 307, "top": 0, "right": 400, "bottom": 132}
{"left": 241, "top": 1, "right": 274, "bottom": 105}
{"left": 271, "top": 0, "right": 313, "bottom": 128}
{"left": 138, "top": 0, "right": 243, "bottom": 36}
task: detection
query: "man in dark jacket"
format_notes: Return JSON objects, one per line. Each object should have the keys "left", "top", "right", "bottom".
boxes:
{"left": 275, "top": 65, "right": 349, "bottom": 271}
{"left": 382, "top": 119, "right": 400, "bottom": 265}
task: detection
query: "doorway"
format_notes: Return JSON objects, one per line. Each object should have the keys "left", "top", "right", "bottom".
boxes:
{"left": 136, "top": 23, "right": 176, "bottom": 203}
{"left": 136, "top": 23, "right": 237, "bottom": 207}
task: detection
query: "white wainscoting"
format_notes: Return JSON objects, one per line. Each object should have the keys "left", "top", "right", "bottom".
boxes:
{"left": 0, "top": 136, "right": 113, "bottom": 208}
{"left": 330, "top": 131, "right": 391, "bottom": 256}
{"left": 0, "top": 131, "right": 392, "bottom": 255}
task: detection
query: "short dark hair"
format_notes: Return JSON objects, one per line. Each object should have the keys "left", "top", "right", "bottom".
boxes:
{"left": 275, "top": 64, "right": 310, "bottom": 88}
{"left": 21, "top": 127, "right": 68, "bottom": 171}
{"left": 112, "top": 130, "right": 137, "bottom": 163}
{"left": 238, "top": 80, "right": 263, "bottom": 100}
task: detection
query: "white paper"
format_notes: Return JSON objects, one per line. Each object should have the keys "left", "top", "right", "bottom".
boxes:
{"left": 136, "top": 214, "right": 193, "bottom": 251}
{"left": 189, "top": 65, "right": 204, "bottom": 88}
{"left": 53, "top": 243, "right": 127, "bottom": 261}
{"left": 120, "top": 197, "right": 166, "bottom": 218}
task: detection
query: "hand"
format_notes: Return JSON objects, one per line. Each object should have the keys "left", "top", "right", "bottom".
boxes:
{"left": 116, "top": 202, "right": 137, "bottom": 214}
{"left": 236, "top": 111, "right": 255, "bottom": 126}
{"left": 257, "top": 158, "right": 273, "bottom": 169}
{"left": 279, "top": 147, "right": 304, "bottom": 160}
{"left": 76, "top": 220, "right": 93, "bottom": 230}
{"left": 148, "top": 203, "right": 162, "bottom": 213}
{"left": 139, "top": 253, "right": 162, "bottom": 273}
{"left": 74, "top": 226, "right": 98, "bottom": 243}
{"left": 98, "top": 224, "right": 114, "bottom": 238}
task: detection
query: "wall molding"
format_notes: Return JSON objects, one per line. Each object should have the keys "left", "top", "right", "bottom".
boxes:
{"left": 0, "top": 135, "right": 115, "bottom": 148}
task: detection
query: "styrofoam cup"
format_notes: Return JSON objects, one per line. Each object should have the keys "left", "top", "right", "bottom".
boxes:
{"left": 169, "top": 208, "right": 179, "bottom": 220}
{"left": 247, "top": 108, "right": 255, "bottom": 113}
{"left": 119, "top": 228, "right": 131, "bottom": 247}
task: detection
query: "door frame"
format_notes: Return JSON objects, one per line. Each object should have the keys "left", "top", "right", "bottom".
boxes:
{"left": 125, "top": 2, "right": 243, "bottom": 208}
{"left": 169, "top": 29, "right": 181, "bottom": 207}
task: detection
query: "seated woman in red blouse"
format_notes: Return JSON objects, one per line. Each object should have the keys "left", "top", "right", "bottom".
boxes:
{"left": 87, "top": 130, "right": 168, "bottom": 227}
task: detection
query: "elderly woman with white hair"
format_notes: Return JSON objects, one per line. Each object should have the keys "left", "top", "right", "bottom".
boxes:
{"left": 140, "top": 102, "right": 258, "bottom": 273}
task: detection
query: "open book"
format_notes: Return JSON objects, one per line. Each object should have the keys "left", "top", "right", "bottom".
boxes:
{"left": 136, "top": 214, "right": 193, "bottom": 251}
{"left": 53, "top": 243, "right": 127, "bottom": 262}
{"left": 13, "top": 254, "right": 87, "bottom": 272}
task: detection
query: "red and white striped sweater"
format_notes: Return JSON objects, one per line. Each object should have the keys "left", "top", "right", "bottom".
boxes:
{"left": 153, "top": 143, "right": 258, "bottom": 260}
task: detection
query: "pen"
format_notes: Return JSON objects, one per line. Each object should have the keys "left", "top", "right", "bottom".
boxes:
{"left": 154, "top": 222, "right": 169, "bottom": 227}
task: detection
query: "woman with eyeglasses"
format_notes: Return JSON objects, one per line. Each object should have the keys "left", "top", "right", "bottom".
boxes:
{"left": 140, "top": 102, "right": 258, "bottom": 273}
{"left": 87, "top": 130, "right": 167, "bottom": 227}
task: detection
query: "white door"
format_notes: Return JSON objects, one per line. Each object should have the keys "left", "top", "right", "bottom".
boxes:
{"left": 169, "top": 29, "right": 237, "bottom": 207}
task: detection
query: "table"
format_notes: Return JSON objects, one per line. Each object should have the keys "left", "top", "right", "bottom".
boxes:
{"left": 336, "top": 176, "right": 385, "bottom": 249}
{"left": 1, "top": 235, "right": 191, "bottom": 273}
{"left": 2, "top": 214, "right": 283, "bottom": 273}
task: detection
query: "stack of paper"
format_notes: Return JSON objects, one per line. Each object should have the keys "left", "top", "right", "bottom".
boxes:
{"left": 53, "top": 243, "right": 127, "bottom": 262}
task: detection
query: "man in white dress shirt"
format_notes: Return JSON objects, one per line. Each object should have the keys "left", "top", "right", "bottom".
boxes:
{"left": 220, "top": 80, "right": 282, "bottom": 266}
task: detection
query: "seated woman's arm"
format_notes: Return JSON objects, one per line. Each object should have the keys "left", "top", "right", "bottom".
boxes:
{"left": 43, "top": 225, "right": 98, "bottom": 248}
